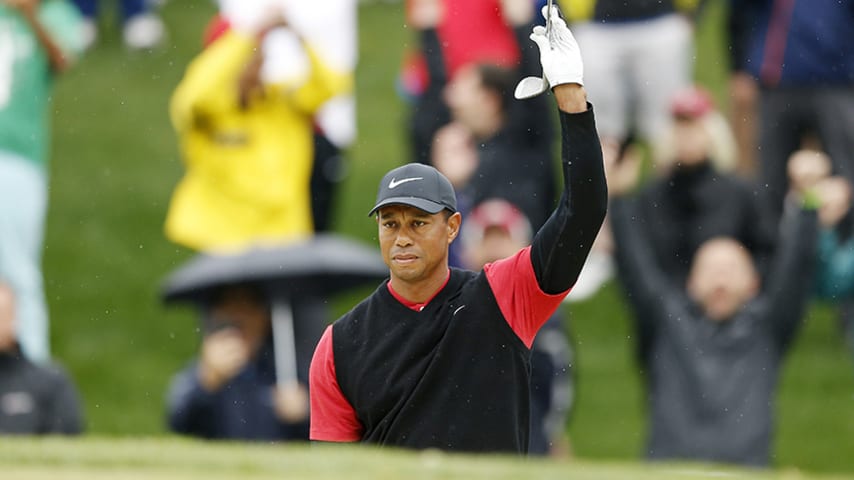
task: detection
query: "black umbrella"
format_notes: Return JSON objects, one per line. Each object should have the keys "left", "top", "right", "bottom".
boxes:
{"left": 161, "top": 234, "right": 388, "bottom": 389}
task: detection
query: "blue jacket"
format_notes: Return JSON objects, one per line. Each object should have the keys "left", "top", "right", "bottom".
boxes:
{"left": 732, "top": 0, "right": 854, "bottom": 87}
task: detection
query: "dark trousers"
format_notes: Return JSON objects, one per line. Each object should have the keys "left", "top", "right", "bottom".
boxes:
{"left": 310, "top": 133, "right": 346, "bottom": 233}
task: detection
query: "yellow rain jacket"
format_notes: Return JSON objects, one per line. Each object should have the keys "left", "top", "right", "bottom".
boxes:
{"left": 165, "top": 31, "right": 350, "bottom": 252}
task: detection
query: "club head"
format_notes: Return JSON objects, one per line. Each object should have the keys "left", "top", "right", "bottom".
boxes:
{"left": 514, "top": 75, "right": 549, "bottom": 100}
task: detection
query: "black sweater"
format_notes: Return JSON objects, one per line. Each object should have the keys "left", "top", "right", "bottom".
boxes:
{"left": 328, "top": 107, "right": 606, "bottom": 453}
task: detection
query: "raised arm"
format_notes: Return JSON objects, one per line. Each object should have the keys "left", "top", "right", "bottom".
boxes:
{"left": 481, "top": 8, "right": 605, "bottom": 347}
{"left": 525, "top": 7, "right": 607, "bottom": 294}
{"left": 169, "top": 30, "right": 259, "bottom": 133}
{"left": 610, "top": 197, "right": 677, "bottom": 319}
{"left": 762, "top": 203, "right": 818, "bottom": 349}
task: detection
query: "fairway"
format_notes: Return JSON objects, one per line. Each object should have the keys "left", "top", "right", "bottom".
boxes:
{"left": 33, "top": 0, "right": 854, "bottom": 477}
{"left": 1, "top": 436, "right": 850, "bottom": 480}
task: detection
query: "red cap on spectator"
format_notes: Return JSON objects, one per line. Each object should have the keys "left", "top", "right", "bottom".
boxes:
{"left": 463, "top": 199, "right": 532, "bottom": 247}
{"left": 670, "top": 86, "right": 715, "bottom": 119}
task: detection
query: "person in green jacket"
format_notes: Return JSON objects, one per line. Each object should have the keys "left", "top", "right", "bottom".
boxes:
{"left": 0, "top": 0, "right": 83, "bottom": 363}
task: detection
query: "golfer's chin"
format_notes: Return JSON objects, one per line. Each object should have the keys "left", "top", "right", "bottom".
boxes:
{"left": 389, "top": 260, "right": 425, "bottom": 282}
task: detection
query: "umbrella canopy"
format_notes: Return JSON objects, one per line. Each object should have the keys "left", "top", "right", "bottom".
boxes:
{"left": 161, "top": 234, "right": 388, "bottom": 304}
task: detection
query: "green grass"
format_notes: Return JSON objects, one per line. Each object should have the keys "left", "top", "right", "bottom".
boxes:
{"left": 39, "top": 0, "right": 854, "bottom": 476}
{"left": 1, "top": 437, "right": 850, "bottom": 480}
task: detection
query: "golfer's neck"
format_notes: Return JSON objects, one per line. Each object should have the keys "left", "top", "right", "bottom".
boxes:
{"left": 390, "top": 268, "right": 451, "bottom": 305}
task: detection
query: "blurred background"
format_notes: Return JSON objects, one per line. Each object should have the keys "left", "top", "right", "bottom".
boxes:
{"left": 23, "top": 0, "right": 854, "bottom": 474}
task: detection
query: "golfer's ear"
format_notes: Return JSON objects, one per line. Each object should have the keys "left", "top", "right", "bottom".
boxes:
{"left": 447, "top": 212, "right": 462, "bottom": 242}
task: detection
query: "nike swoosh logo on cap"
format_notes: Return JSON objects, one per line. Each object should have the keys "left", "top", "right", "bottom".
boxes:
{"left": 388, "top": 177, "right": 423, "bottom": 189}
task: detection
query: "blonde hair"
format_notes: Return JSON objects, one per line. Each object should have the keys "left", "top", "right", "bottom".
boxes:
{"left": 654, "top": 109, "right": 738, "bottom": 174}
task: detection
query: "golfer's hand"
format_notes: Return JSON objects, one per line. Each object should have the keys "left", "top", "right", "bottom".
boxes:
{"left": 528, "top": 6, "right": 583, "bottom": 88}
{"left": 198, "top": 329, "right": 250, "bottom": 392}
{"left": 273, "top": 382, "right": 310, "bottom": 423}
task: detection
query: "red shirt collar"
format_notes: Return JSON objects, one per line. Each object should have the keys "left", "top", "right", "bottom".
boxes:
{"left": 387, "top": 269, "right": 451, "bottom": 312}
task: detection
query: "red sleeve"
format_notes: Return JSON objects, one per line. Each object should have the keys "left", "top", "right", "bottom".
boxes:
{"left": 484, "top": 246, "right": 569, "bottom": 349}
{"left": 309, "top": 325, "right": 363, "bottom": 442}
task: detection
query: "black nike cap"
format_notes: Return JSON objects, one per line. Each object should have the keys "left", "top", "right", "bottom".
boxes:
{"left": 368, "top": 163, "right": 458, "bottom": 217}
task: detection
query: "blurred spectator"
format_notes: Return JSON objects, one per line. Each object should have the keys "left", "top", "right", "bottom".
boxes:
{"left": 654, "top": 86, "right": 738, "bottom": 173}
{"left": 443, "top": 61, "right": 554, "bottom": 230}
{"left": 730, "top": 0, "right": 854, "bottom": 225}
{"left": 0, "top": 0, "right": 83, "bottom": 363}
{"left": 616, "top": 86, "right": 776, "bottom": 363}
{"left": 167, "top": 284, "right": 323, "bottom": 440}
{"left": 0, "top": 281, "right": 84, "bottom": 435}
{"left": 430, "top": 121, "right": 478, "bottom": 268}
{"left": 561, "top": 0, "right": 703, "bottom": 157}
{"left": 403, "top": 0, "right": 541, "bottom": 165}
{"left": 460, "top": 199, "right": 574, "bottom": 457}
{"left": 218, "top": 0, "right": 359, "bottom": 233}
{"left": 163, "top": 5, "right": 349, "bottom": 441}
{"left": 813, "top": 176, "right": 854, "bottom": 301}
{"left": 787, "top": 149, "right": 854, "bottom": 364}
{"left": 608, "top": 145, "right": 819, "bottom": 466}
{"left": 163, "top": 10, "right": 350, "bottom": 252}
{"left": 299, "top": 0, "right": 358, "bottom": 233}
{"left": 724, "top": 0, "right": 762, "bottom": 175}
{"left": 634, "top": 86, "right": 775, "bottom": 286}
{"left": 71, "top": 0, "right": 165, "bottom": 50}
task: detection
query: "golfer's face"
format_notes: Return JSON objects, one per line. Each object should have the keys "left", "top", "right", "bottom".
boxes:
{"left": 377, "top": 205, "right": 456, "bottom": 284}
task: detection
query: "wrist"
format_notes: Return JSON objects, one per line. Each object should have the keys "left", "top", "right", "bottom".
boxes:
{"left": 553, "top": 84, "right": 586, "bottom": 113}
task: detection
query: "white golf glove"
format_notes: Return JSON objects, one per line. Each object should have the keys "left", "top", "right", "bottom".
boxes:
{"left": 528, "top": 5, "right": 583, "bottom": 87}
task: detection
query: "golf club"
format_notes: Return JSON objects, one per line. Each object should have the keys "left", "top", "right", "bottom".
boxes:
{"left": 514, "top": 0, "right": 554, "bottom": 100}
